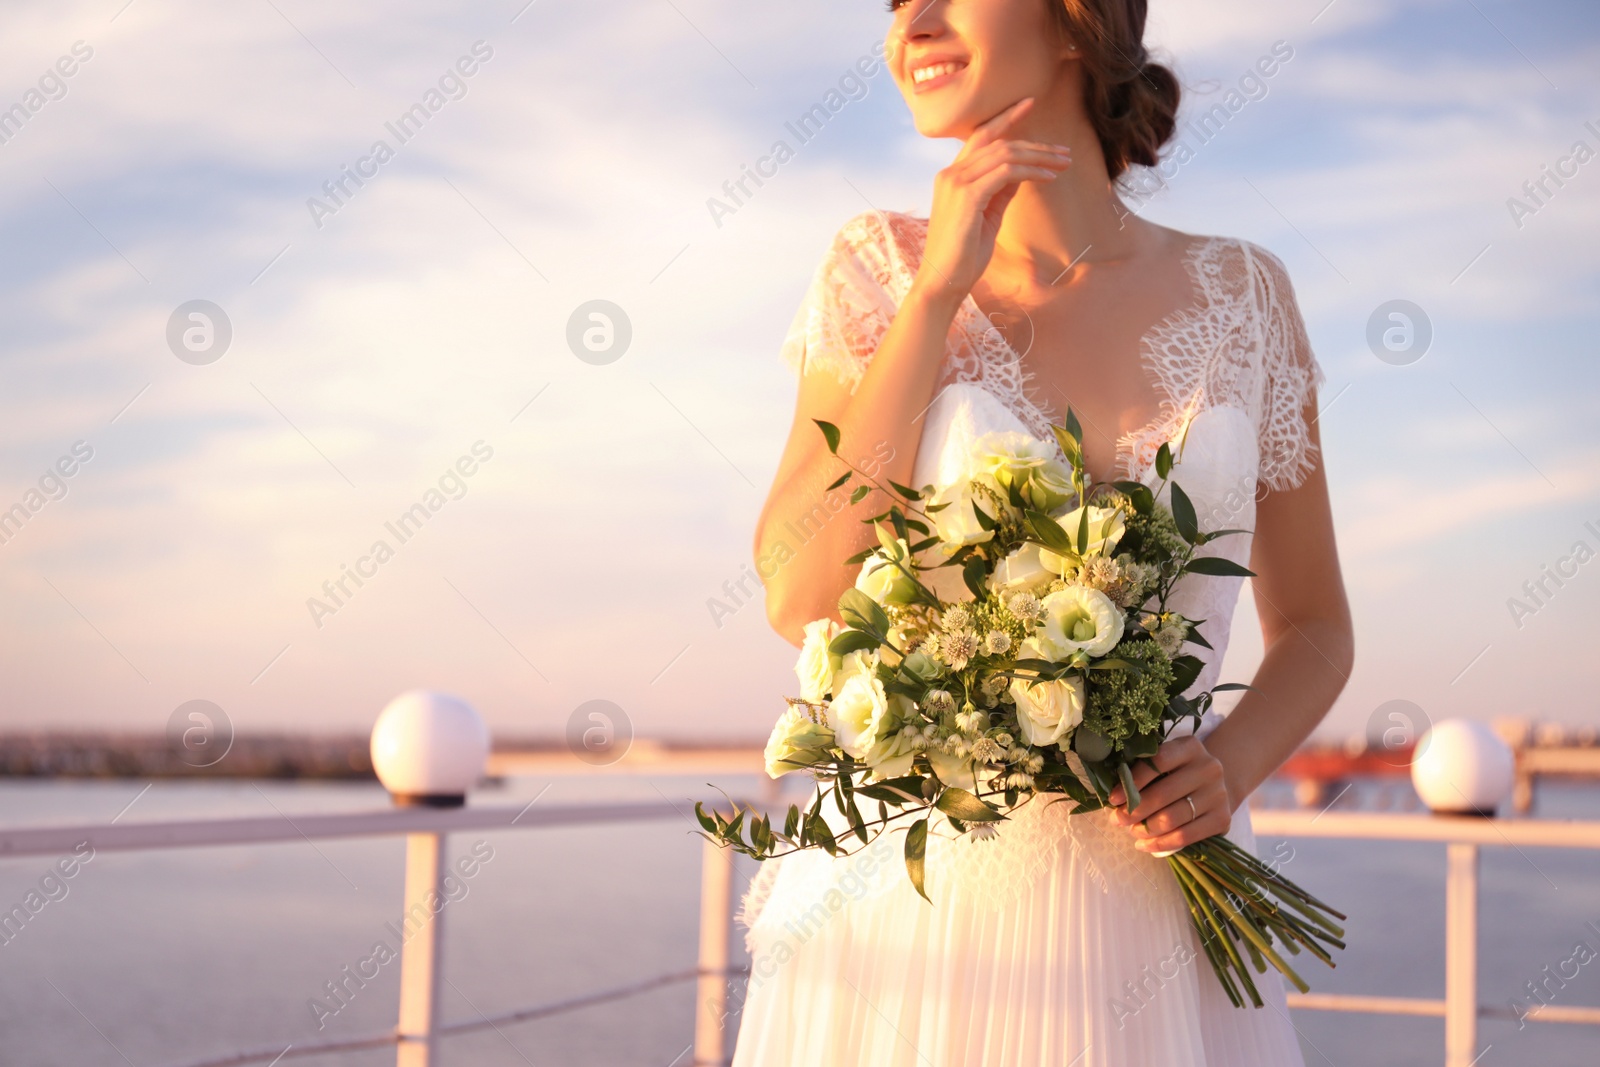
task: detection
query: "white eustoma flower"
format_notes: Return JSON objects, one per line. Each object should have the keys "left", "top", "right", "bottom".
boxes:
{"left": 763, "top": 705, "right": 835, "bottom": 778}
{"left": 969, "top": 430, "right": 1075, "bottom": 513}
{"left": 855, "top": 537, "right": 918, "bottom": 606}
{"left": 1008, "top": 672, "right": 1086, "bottom": 749}
{"left": 863, "top": 710, "right": 917, "bottom": 780}
{"left": 828, "top": 672, "right": 890, "bottom": 760}
{"left": 833, "top": 647, "right": 881, "bottom": 693}
{"left": 793, "top": 618, "right": 841, "bottom": 702}
{"left": 1038, "top": 584, "right": 1125, "bottom": 659}
{"left": 928, "top": 474, "right": 997, "bottom": 549}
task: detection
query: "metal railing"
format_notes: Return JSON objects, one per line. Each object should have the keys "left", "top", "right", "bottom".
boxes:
{"left": 1251, "top": 808, "right": 1600, "bottom": 1067}
{"left": 6, "top": 798, "right": 1599, "bottom": 1067}
{"left": 0, "top": 799, "right": 744, "bottom": 1067}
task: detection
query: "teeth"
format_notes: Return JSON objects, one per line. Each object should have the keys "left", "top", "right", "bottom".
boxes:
{"left": 912, "top": 61, "right": 963, "bottom": 84}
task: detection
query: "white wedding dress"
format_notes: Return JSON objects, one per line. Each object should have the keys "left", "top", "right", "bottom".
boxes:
{"left": 732, "top": 210, "right": 1328, "bottom": 1067}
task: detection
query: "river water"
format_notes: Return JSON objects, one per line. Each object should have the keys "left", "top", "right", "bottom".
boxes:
{"left": 0, "top": 774, "right": 1596, "bottom": 1066}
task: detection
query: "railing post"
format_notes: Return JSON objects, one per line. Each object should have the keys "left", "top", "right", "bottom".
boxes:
{"left": 1444, "top": 841, "right": 1479, "bottom": 1067}
{"left": 397, "top": 832, "right": 447, "bottom": 1067}
{"left": 694, "top": 835, "right": 735, "bottom": 1067}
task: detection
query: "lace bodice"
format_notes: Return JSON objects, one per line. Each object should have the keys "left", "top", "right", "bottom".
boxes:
{"left": 780, "top": 209, "right": 1327, "bottom": 493}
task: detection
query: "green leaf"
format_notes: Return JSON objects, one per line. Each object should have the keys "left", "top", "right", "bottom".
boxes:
{"left": 694, "top": 801, "right": 717, "bottom": 835}
{"left": 1112, "top": 480, "right": 1154, "bottom": 514}
{"left": 856, "top": 777, "right": 925, "bottom": 805}
{"left": 934, "top": 787, "right": 1005, "bottom": 823}
{"left": 814, "top": 419, "right": 841, "bottom": 454}
{"left": 905, "top": 818, "right": 931, "bottom": 903}
{"left": 1125, "top": 731, "right": 1162, "bottom": 759}
{"left": 1076, "top": 505, "right": 1091, "bottom": 555}
{"left": 849, "top": 484, "right": 873, "bottom": 505}
{"left": 1064, "top": 408, "right": 1083, "bottom": 450}
{"left": 1116, "top": 761, "right": 1142, "bottom": 813}
{"left": 838, "top": 587, "right": 892, "bottom": 639}
{"left": 847, "top": 795, "right": 869, "bottom": 844}
{"left": 783, "top": 805, "right": 800, "bottom": 840}
{"left": 829, "top": 629, "right": 880, "bottom": 657}
{"left": 971, "top": 499, "right": 996, "bottom": 532}
{"left": 1025, "top": 510, "right": 1074, "bottom": 555}
{"left": 1212, "top": 682, "right": 1260, "bottom": 694}
{"left": 843, "top": 544, "right": 877, "bottom": 566}
{"left": 806, "top": 811, "right": 839, "bottom": 855}
{"left": 889, "top": 507, "right": 909, "bottom": 543}
{"left": 826, "top": 470, "right": 853, "bottom": 491}
{"left": 1073, "top": 726, "right": 1112, "bottom": 762}
{"left": 1169, "top": 653, "right": 1204, "bottom": 695}
{"left": 1052, "top": 423, "right": 1082, "bottom": 467}
{"left": 1170, "top": 482, "right": 1199, "bottom": 545}
{"left": 888, "top": 479, "right": 922, "bottom": 501}
{"left": 874, "top": 521, "right": 900, "bottom": 555}
{"left": 1155, "top": 442, "right": 1173, "bottom": 480}
{"left": 962, "top": 556, "right": 989, "bottom": 600}
{"left": 1185, "top": 556, "right": 1257, "bottom": 578}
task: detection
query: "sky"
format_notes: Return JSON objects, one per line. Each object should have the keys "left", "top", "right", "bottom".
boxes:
{"left": 0, "top": 0, "right": 1595, "bottom": 748}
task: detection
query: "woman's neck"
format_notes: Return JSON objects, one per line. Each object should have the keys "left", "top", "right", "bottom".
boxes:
{"left": 991, "top": 121, "right": 1146, "bottom": 282}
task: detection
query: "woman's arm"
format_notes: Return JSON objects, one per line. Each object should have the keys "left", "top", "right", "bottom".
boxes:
{"left": 1110, "top": 394, "right": 1355, "bottom": 851}
{"left": 757, "top": 98, "right": 1073, "bottom": 646}
{"left": 1204, "top": 399, "right": 1354, "bottom": 811}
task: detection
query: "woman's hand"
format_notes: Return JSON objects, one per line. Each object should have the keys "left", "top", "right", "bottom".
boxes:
{"left": 912, "top": 96, "right": 1072, "bottom": 311}
{"left": 1106, "top": 735, "right": 1234, "bottom": 857}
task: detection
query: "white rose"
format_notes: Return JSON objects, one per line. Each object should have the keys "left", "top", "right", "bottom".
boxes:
{"left": 794, "top": 619, "right": 841, "bottom": 702}
{"left": 1037, "top": 504, "right": 1127, "bottom": 573}
{"left": 763, "top": 705, "right": 835, "bottom": 778}
{"left": 989, "top": 542, "right": 1055, "bottom": 595}
{"left": 1038, "top": 584, "right": 1125, "bottom": 659}
{"left": 1008, "top": 673, "right": 1086, "bottom": 750}
{"left": 828, "top": 672, "right": 890, "bottom": 759}
{"left": 855, "top": 538, "right": 918, "bottom": 606}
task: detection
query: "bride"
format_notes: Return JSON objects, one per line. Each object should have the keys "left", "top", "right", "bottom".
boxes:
{"left": 734, "top": 0, "right": 1354, "bottom": 1064}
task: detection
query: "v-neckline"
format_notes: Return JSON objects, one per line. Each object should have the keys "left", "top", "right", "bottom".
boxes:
{"left": 949, "top": 234, "right": 1223, "bottom": 487}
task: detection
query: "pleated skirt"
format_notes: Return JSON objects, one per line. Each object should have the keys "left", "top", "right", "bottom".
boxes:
{"left": 730, "top": 793, "right": 1307, "bottom": 1067}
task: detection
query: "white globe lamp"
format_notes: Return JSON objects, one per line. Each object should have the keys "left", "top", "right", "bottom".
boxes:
{"left": 370, "top": 690, "right": 490, "bottom": 807}
{"left": 1410, "top": 719, "right": 1515, "bottom": 816}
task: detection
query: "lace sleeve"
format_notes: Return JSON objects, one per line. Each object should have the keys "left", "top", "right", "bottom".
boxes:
{"left": 1244, "top": 241, "right": 1329, "bottom": 492}
{"left": 780, "top": 210, "right": 902, "bottom": 392}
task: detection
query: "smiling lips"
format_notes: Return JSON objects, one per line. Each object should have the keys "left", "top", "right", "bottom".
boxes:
{"left": 910, "top": 58, "right": 967, "bottom": 93}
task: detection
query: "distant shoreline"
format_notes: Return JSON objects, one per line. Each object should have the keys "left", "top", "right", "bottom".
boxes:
{"left": 0, "top": 732, "right": 770, "bottom": 780}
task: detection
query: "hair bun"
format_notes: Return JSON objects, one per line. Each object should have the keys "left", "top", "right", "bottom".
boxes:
{"left": 1116, "top": 58, "right": 1180, "bottom": 172}
{"left": 1051, "top": 1, "right": 1183, "bottom": 180}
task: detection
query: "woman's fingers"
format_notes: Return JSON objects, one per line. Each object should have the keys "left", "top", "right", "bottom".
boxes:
{"left": 951, "top": 139, "right": 1071, "bottom": 182}
{"left": 954, "top": 96, "right": 1035, "bottom": 162}
{"left": 1115, "top": 760, "right": 1216, "bottom": 829}
{"left": 1137, "top": 802, "right": 1231, "bottom": 855}
{"left": 1106, "top": 736, "right": 1205, "bottom": 806}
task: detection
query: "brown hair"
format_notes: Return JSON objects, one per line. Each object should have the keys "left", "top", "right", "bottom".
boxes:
{"left": 1047, "top": 0, "right": 1180, "bottom": 180}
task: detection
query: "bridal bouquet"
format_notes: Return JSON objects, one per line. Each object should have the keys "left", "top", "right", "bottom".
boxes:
{"left": 699, "top": 412, "right": 1346, "bottom": 1009}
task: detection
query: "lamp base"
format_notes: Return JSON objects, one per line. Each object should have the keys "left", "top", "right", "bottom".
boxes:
{"left": 390, "top": 792, "right": 467, "bottom": 808}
